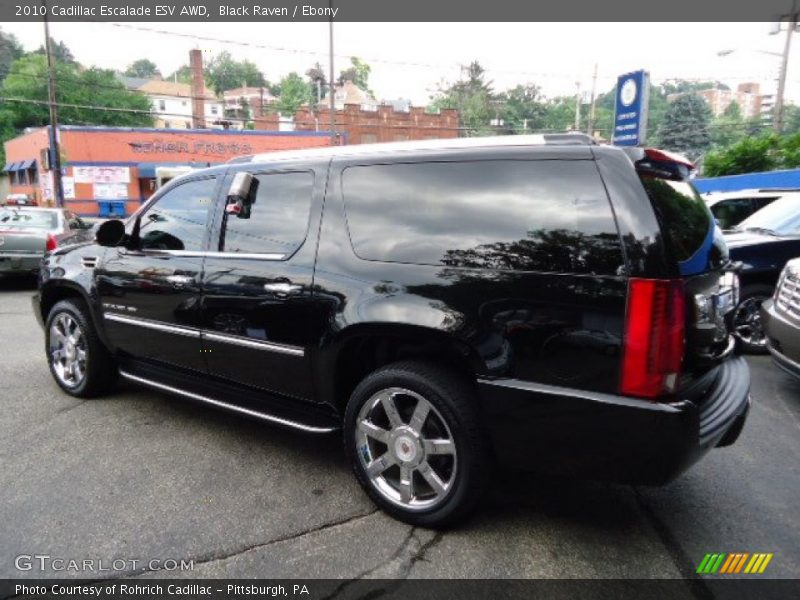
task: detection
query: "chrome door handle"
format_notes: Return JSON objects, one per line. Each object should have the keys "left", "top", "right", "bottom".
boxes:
{"left": 263, "top": 282, "right": 302, "bottom": 296}
{"left": 166, "top": 274, "right": 194, "bottom": 288}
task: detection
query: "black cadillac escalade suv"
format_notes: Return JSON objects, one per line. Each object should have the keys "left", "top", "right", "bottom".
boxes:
{"left": 33, "top": 135, "right": 751, "bottom": 527}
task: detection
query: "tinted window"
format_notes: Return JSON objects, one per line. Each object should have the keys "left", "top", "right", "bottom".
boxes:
{"left": 0, "top": 209, "right": 58, "bottom": 229}
{"left": 139, "top": 177, "right": 216, "bottom": 251}
{"left": 222, "top": 171, "right": 313, "bottom": 255}
{"left": 711, "top": 198, "right": 754, "bottom": 230}
{"left": 738, "top": 196, "right": 800, "bottom": 235}
{"left": 639, "top": 177, "right": 712, "bottom": 262}
{"left": 342, "top": 160, "right": 623, "bottom": 275}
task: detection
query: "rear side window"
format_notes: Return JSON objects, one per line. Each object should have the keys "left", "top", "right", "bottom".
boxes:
{"left": 638, "top": 177, "right": 712, "bottom": 262}
{"left": 710, "top": 198, "right": 754, "bottom": 230}
{"left": 221, "top": 171, "right": 313, "bottom": 256}
{"left": 342, "top": 160, "right": 623, "bottom": 275}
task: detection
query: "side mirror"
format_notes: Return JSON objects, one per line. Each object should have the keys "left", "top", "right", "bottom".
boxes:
{"left": 95, "top": 219, "right": 126, "bottom": 247}
{"left": 226, "top": 172, "right": 258, "bottom": 219}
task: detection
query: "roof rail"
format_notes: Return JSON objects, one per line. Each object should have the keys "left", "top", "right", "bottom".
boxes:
{"left": 541, "top": 133, "right": 595, "bottom": 145}
{"left": 228, "top": 132, "right": 596, "bottom": 165}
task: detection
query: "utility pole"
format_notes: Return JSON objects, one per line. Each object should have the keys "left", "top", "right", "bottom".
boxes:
{"left": 574, "top": 81, "right": 581, "bottom": 131}
{"left": 775, "top": 1, "right": 797, "bottom": 133}
{"left": 587, "top": 63, "right": 598, "bottom": 137}
{"left": 43, "top": 2, "right": 64, "bottom": 208}
{"left": 328, "top": 0, "right": 336, "bottom": 145}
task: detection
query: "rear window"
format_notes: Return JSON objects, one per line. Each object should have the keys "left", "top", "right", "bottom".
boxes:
{"left": 342, "top": 160, "right": 624, "bottom": 275}
{"left": 0, "top": 209, "right": 58, "bottom": 230}
{"left": 638, "top": 177, "right": 712, "bottom": 262}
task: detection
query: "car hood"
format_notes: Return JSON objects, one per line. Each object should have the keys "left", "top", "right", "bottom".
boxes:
{"left": 723, "top": 230, "right": 783, "bottom": 249}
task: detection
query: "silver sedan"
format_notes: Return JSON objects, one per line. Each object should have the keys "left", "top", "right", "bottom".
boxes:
{"left": 0, "top": 207, "right": 94, "bottom": 276}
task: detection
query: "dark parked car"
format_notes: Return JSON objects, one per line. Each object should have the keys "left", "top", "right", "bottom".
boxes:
{"left": 724, "top": 196, "right": 800, "bottom": 353}
{"left": 0, "top": 207, "right": 93, "bottom": 277}
{"left": 703, "top": 189, "right": 798, "bottom": 231}
{"left": 32, "top": 135, "right": 750, "bottom": 527}
{"left": 762, "top": 257, "right": 800, "bottom": 380}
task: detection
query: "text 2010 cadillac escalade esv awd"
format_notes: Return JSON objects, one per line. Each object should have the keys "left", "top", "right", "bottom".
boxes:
{"left": 33, "top": 134, "right": 750, "bottom": 527}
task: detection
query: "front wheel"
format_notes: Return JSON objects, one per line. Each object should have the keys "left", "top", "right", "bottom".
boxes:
{"left": 344, "top": 361, "right": 490, "bottom": 528}
{"left": 45, "top": 299, "right": 118, "bottom": 397}
{"left": 731, "top": 285, "right": 772, "bottom": 355}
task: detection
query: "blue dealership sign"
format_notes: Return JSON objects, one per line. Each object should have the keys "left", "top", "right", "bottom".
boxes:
{"left": 612, "top": 70, "right": 650, "bottom": 146}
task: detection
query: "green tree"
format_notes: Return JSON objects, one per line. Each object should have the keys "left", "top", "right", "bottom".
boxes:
{"left": 274, "top": 72, "right": 312, "bottom": 115}
{"left": 167, "top": 64, "right": 192, "bottom": 84}
{"left": 305, "top": 61, "right": 327, "bottom": 103}
{"left": 498, "top": 84, "right": 548, "bottom": 133}
{"left": 703, "top": 134, "right": 780, "bottom": 176}
{"left": 205, "top": 51, "right": 266, "bottom": 96}
{"left": 430, "top": 61, "right": 495, "bottom": 136}
{"left": 125, "top": 58, "right": 160, "bottom": 79}
{"left": 710, "top": 101, "right": 746, "bottom": 148}
{"left": 0, "top": 29, "right": 24, "bottom": 83}
{"left": 337, "top": 57, "right": 373, "bottom": 97}
{"left": 658, "top": 93, "right": 712, "bottom": 159}
{"left": 1, "top": 54, "right": 154, "bottom": 131}
{"left": 33, "top": 38, "right": 77, "bottom": 65}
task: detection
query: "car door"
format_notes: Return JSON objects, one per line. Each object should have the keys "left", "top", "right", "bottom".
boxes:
{"left": 96, "top": 174, "right": 221, "bottom": 372}
{"left": 199, "top": 165, "right": 323, "bottom": 400}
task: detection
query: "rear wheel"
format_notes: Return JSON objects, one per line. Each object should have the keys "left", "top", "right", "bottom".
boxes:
{"left": 45, "top": 299, "right": 118, "bottom": 397}
{"left": 344, "top": 361, "right": 489, "bottom": 528}
{"left": 731, "top": 285, "right": 772, "bottom": 355}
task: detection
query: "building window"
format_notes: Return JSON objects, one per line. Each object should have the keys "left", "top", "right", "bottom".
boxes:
{"left": 29, "top": 168, "right": 38, "bottom": 184}
{"left": 163, "top": 120, "right": 170, "bottom": 128}
{"left": 211, "top": 105, "right": 218, "bottom": 115}
{"left": 360, "top": 133, "right": 378, "bottom": 144}
{"left": 393, "top": 134, "right": 409, "bottom": 142}
{"left": 17, "top": 169, "right": 27, "bottom": 185}
{"left": 158, "top": 99, "right": 166, "bottom": 111}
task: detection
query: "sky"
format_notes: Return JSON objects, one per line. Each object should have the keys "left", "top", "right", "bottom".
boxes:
{"left": 4, "top": 21, "right": 797, "bottom": 104}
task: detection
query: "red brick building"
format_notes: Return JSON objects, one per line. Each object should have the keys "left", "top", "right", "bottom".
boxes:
{"left": 291, "top": 104, "right": 460, "bottom": 145}
{"left": 3, "top": 125, "right": 332, "bottom": 216}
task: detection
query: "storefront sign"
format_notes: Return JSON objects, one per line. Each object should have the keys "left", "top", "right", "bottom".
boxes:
{"left": 73, "top": 166, "right": 131, "bottom": 184}
{"left": 93, "top": 183, "right": 129, "bottom": 200}
{"left": 130, "top": 140, "right": 253, "bottom": 156}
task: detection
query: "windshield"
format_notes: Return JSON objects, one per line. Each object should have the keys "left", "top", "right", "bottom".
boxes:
{"left": 0, "top": 209, "right": 58, "bottom": 230}
{"left": 737, "top": 197, "right": 800, "bottom": 236}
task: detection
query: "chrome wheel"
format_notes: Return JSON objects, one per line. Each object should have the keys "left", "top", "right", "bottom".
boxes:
{"left": 732, "top": 296, "right": 768, "bottom": 348}
{"left": 49, "top": 313, "right": 87, "bottom": 388}
{"left": 355, "top": 387, "right": 457, "bottom": 511}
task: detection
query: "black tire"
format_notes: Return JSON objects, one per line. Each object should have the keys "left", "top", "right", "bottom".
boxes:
{"left": 45, "top": 299, "right": 118, "bottom": 398}
{"left": 731, "top": 284, "right": 773, "bottom": 355}
{"left": 344, "top": 360, "right": 490, "bottom": 528}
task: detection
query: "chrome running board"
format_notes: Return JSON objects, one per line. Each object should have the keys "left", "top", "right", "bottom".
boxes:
{"left": 119, "top": 370, "right": 337, "bottom": 434}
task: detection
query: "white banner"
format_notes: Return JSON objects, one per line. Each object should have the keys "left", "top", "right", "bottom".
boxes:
{"left": 73, "top": 166, "right": 131, "bottom": 184}
{"left": 93, "top": 183, "right": 129, "bottom": 200}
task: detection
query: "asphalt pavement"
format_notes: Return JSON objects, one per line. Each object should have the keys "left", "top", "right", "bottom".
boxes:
{"left": 1, "top": 276, "right": 798, "bottom": 582}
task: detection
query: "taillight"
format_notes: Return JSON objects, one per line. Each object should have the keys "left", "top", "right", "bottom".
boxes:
{"left": 620, "top": 278, "right": 685, "bottom": 400}
{"left": 45, "top": 234, "right": 57, "bottom": 252}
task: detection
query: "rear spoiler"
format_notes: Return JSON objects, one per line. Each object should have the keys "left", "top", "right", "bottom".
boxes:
{"left": 622, "top": 147, "right": 695, "bottom": 182}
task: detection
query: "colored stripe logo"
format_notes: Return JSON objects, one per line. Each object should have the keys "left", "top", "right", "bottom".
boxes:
{"left": 696, "top": 553, "right": 773, "bottom": 574}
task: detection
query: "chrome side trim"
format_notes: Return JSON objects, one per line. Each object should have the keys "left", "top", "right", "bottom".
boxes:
{"left": 139, "top": 249, "right": 286, "bottom": 261}
{"left": 104, "top": 312, "right": 305, "bottom": 356}
{"left": 119, "top": 371, "right": 336, "bottom": 433}
{"left": 476, "top": 377, "right": 685, "bottom": 413}
{"left": 104, "top": 313, "right": 200, "bottom": 338}
{"left": 203, "top": 331, "right": 305, "bottom": 357}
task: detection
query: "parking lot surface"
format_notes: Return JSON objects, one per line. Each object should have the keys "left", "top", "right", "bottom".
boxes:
{"left": 1, "top": 278, "right": 798, "bottom": 581}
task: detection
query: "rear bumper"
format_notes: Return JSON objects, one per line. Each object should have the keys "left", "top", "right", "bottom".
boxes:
{"left": 478, "top": 356, "right": 751, "bottom": 485}
{"left": 0, "top": 254, "right": 40, "bottom": 273}
{"left": 761, "top": 299, "right": 800, "bottom": 380}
